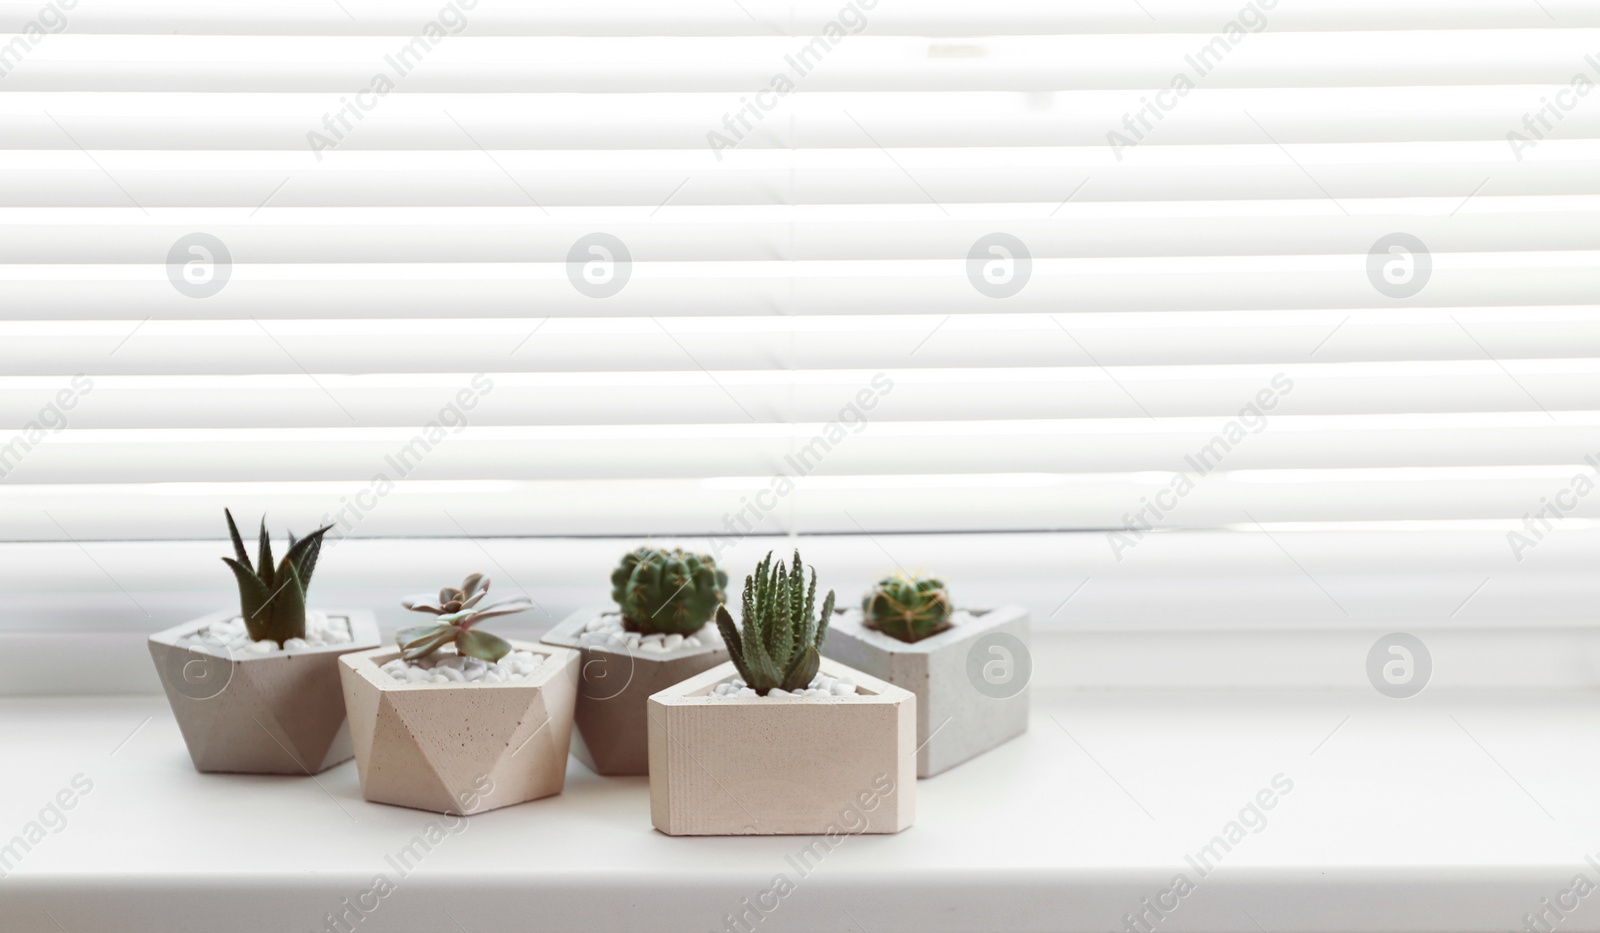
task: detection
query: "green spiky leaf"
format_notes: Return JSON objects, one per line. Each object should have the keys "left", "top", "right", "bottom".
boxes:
{"left": 285, "top": 524, "right": 332, "bottom": 591}
{"left": 715, "top": 605, "right": 751, "bottom": 684}
{"left": 257, "top": 519, "right": 274, "bottom": 590}
{"left": 221, "top": 511, "right": 330, "bottom": 647}
{"left": 224, "top": 508, "right": 251, "bottom": 571}
{"left": 264, "top": 557, "right": 307, "bottom": 645}
{"left": 781, "top": 645, "right": 820, "bottom": 692}
{"left": 223, "top": 557, "right": 271, "bottom": 638}
{"left": 720, "top": 550, "right": 836, "bottom": 695}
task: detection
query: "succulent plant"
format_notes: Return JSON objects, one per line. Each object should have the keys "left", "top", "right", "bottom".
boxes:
{"left": 862, "top": 572, "right": 953, "bottom": 643}
{"left": 714, "top": 550, "right": 835, "bottom": 696}
{"left": 611, "top": 546, "right": 728, "bottom": 635}
{"left": 395, "top": 573, "right": 531, "bottom": 663}
{"left": 221, "top": 509, "right": 334, "bottom": 647}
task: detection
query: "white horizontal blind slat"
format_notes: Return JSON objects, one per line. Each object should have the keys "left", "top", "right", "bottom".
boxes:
{"left": 0, "top": 3, "right": 1593, "bottom": 546}
{"left": 4, "top": 1, "right": 1594, "bottom": 36}
{"left": 1, "top": 89, "right": 1592, "bottom": 149}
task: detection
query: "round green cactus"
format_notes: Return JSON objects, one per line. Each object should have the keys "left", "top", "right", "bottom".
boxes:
{"left": 862, "top": 572, "right": 953, "bottom": 643}
{"left": 611, "top": 546, "right": 728, "bottom": 635}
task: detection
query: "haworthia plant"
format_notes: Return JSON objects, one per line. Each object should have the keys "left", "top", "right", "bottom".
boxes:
{"left": 715, "top": 550, "right": 835, "bottom": 696}
{"left": 862, "top": 571, "right": 953, "bottom": 643}
{"left": 395, "top": 573, "right": 532, "bottom": 663}
{"left": 611, "top": 545, "right": 727, "bottom": 635}
{"left": 221, "top": 509, "right": 334, "bottom": 646}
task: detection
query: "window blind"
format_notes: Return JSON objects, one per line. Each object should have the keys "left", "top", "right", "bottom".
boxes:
{"left": 0, "top": 1, "right": 1596, "bottom": 558}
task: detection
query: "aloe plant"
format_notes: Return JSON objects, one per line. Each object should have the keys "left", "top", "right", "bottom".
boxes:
{"left": 611, "top": 546, "right": 727, "bottom": 635}
{"left": 862, "top": 571, "right": 953, "bottom": 643}
{"left": 395, "top": 573, "right": 531, "bottom": 663}
{"left": 221, "top": 509, "right": 334, "bottom": 646}
{"left": 715, "top": 550, "right": 835, "bottom": 695}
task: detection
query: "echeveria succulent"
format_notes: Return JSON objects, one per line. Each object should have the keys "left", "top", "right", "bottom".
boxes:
{"left": 395, "top": 573, "right": 531, "bottom": 663}
{"left": 611, "top": 546, "right": 727, "bottom": 635}
{"left": 221, "top": 509, "right": 334, "bottom": 646}
{"left": 862, "top": 572, "right": 953, "bottom": 643}
{"left": 715, "top": 550, "right": 835, "bottom": 696}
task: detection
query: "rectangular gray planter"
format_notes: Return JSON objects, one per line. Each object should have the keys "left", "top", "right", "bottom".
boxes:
{"left": 149, "top": 609, "right": 379, "bottom": 775}
{"left": 542, "top": 607, "right": 729, "bottom": 776}
{"left": 822, "top": 604, "right": 1030, "bottom": 778}
{"left": 647, "top": 659, "right": 916, "bottom": 835}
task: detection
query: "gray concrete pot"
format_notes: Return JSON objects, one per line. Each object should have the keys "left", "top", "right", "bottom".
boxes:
{"left": 148, "top": 609, "right": 379, "bottom": 775}
{"left": 647, "top": 659, "right": 916, "bottom": 836}
{"left": 822, "top": 604, "right": 1030, "bottom": 778}
{"left": 541, "top": 607, "right": 729, "bottom": 776}
{"left": 338, "top": 641, "right": 580, "bottom": 814}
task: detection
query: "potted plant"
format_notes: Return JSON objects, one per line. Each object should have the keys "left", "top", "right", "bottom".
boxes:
{"left": 541, "top": 545, "right": 731, "bottom": 775}
{"left": 822, "top": 571, "right": 1030, "bottom": 778}
{"left": 339, "top": 573, "right": 580, "bottom": 814}
{"left": 147, "top": 510, "right": 379, "bottom": 775}
{"left": 647, "top": 550, "right": 915, "bottom": 836}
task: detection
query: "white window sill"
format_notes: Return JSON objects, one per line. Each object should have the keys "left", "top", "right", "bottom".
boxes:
{"left": 0, "top": 687, "right": 1583, "bottom": 933}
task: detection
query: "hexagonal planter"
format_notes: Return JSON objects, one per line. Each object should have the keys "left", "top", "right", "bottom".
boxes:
{"left": 822, "top": 604, "right": 1030, "bottom": 778}
{"left": 542, "top": 607, "right": 730, "bottom": 776}
{"left": 647, "top": 658, "right": 916, "bottom": 836}
{"left": 148, "top": 609, "right": 380, "bottom": 775}
{"left": 338, "top": 640, "right": 580, "bottom": 815}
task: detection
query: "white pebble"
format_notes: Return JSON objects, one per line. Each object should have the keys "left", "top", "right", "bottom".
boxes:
{"left": 663, "top": 634, "right": 684, "bottom": 650}
{"left": 640, "top": 642, "right": 666, "bottom": 653}
{"left": 736, "top": 687, "right": 757, "bottom": 698}
{"left": 283, "top": 637, "right": 309, "bottom": 651}
{"left": 831, "top": 682, "right": 855, "bottom": 696}
{"left": 382, "top": 645, "right": 548, "bottom": 684}
{"left": 685, "top": 636, "right": 701, "bottom": 647}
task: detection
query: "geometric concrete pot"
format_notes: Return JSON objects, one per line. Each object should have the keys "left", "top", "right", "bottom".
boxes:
{"left": 647, "top": 658, "right": 916, "bottom": 836}
{"left": 338, "top": 640, "right": 580, "bottom": 815}
{"left": 822, "top": 605, "right": 1030, "bottom": 778}
{"left": 147, "top": 609, "right": 380, "bottom": 776}
{"left": 542, "top": 607, "right": 729, "bottom": 776}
